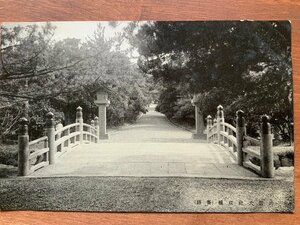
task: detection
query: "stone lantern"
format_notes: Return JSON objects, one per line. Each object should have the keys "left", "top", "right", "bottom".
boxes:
{"left": 94, "top": 87, "right": 110, "bottom": 139}
{"left": 191, "top": 94, "right": 205, "bottom": 139}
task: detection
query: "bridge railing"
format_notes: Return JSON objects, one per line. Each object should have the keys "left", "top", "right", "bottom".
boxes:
{"left": 208, "top": 119, "right": 238, "bottom": 159}
{"left": 28, "top": 136, "right": 49, "bottom": 175}
{"left": 17, "top": 106, "right": 100, "bottom": 176}
{"left": 207, "top": 105, "right": 274, "bottom": 178}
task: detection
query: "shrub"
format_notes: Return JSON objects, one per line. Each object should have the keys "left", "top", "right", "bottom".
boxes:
{"left": 0, "top": 144, "right": 18, "bottom": 166}
{"left": 249, "top": 145, "right": 294, "bottom": 168}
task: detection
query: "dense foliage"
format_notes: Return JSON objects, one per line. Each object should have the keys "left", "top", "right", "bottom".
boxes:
{"left": 0, "top": 21, "right": 293, "bottom": 145}
{"left": 127, "top": 21, "right": 293, "bottom": 143}
{"left": 0, "top": 23, "right": 150, "bottom": 141}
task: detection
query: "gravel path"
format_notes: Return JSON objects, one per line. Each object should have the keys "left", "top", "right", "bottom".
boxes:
{"left": 0, "top": 176, "right": 293, "bottom": 212}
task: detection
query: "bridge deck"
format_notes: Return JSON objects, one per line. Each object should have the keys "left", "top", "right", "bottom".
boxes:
{"left": 31, "top": 106, "right": 259, "bottom": 178}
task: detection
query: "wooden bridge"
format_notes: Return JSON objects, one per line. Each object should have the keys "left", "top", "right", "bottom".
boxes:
{"left": 17, "top": 92, "right": 275, "bottom": 179}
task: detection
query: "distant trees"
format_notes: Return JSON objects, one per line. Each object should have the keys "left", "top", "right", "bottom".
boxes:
{"left": 0, "top": 21, "right": 293, "bottom": 144}
{"left": 0, "top": 23, "right": 150, "bottom": 142}
{"left": 0, "top": 23, "right": 81, "bottom": 140}
{"left": 128, "top": 21, "right": 292, "bottom": 143}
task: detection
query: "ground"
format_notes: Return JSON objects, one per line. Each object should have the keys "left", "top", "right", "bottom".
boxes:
{"left": 0, "top": 177, "right": 293, "bottom": 212}
{"left": 0, "top": 105, "right": 294, "bottom": 212}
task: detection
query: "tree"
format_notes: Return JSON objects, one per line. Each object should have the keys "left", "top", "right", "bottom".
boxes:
{"left": 128, "top": 21, "right": 292, "bottom": 142}
{"left": 0, "top": 23, "right": 84, "bottom": 140}
{"left": 0, "top": 22, "right": 151, "bottom": 142}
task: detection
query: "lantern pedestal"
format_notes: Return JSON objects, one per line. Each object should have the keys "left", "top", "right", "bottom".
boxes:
{"left": 191, "top": 95, "right": 205, "bottom": 139}
{"left": 94, "top": 88, "right": 110, "bottom": 140}
{"left": 192, "top": 133, "right": 203, "bottom": 139}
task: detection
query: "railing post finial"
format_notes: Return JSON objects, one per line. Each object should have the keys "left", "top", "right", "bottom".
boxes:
{"left": 260, "top": 115, "right": 274, "bottom": 178}
{"left": 217, "top": 105, "right": 224, "bottom": 121}
{"left": 46, "top": 112, "right": 55, "bottom": 128}
{"left": 207, "top": 115, "right": 212, "bottom": 127}
{"left": 236, "top": 110, "right": 245, "bottom": 127}
{"left": 94, "top": 116, "right": 99, "bottom": 125}
{"left": 18, "top": 117, "right": 29, "bottom": 176}
{"left": 261, "top": 115, "right": 271, "bottom": 134}
{"left": 213, "top": 118, "right": 217, "bottom": 124}
{"left": 46, "top": 111, "right": 56, "bottom": 164}
{"left": 19, "top": 117, "right": 28, "bottom": 135}
{"left": 76, "top": 106, "right": 83, "bottom": 122}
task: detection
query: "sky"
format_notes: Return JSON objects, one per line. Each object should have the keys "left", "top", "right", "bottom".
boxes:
{"left": 2, "top": 21, "right": 139, "bottom": 61}
{"left": 3, "top": 21, "right": 128, "bottom": 40}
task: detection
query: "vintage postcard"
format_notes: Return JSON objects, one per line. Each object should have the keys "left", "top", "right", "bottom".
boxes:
{"left": 0, "top": 21, "right": 294, "bottom": 212}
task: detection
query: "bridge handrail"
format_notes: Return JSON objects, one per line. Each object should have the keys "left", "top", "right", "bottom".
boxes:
{"left": 29, "top": 136, "right": 48, "bottom": 147}
{"left": 220, "top": 131, "right": 237, "bottom": 145}
{"left": 55, "top": 131, "right": 80, "bottom": 146}
{"left": 83, "top": 123, "right": 97, "bottom": 133}
{"left": 207, "top": 123, "right": 217, "bottom": 140}
{"left": 55, "top": 122, "right": 98, "bottom": 154}
{"left": 242, "top": 146, "right": 260, "bottom": 158}
{"left": 221, "top": 122, "right": 236, "bottom": 134}
{"left": 219, "top": 131, "right": 238, "bottom": 159}
{"left": 55, "top": 123, "right": 79, "bottom": 135}
{"left": 30, "top": 161, "right": 49, "bottom": 174}
{"left": 28, "top": 136, "right": 49, "bottom": 175}
{"left": 18, "top": 106, "right": 104, "bottom": 176}
{"left": 244, "top": 135, "right": 260, "bottom": 146}
{"left": 82, "top": 131, "right": 98, "bottom": 138}
{"left": 242, "top": 146, "right": 262, "bottom": 175}
{"left": 29, "top": 147, "right": 49, "bottom": 160}
{"left": 205, "top": 106, "right": 275, "bottom": 178}
{"left": 208, "top": 123, "right": 217, "bottom": 133}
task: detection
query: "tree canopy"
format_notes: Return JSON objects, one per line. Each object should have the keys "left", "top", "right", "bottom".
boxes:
{"left": 0, "top": 21, "right": 293, "bottom": 144}
{"left": 0, "top": 23, "right": 150, "bottom": 141}
{"left": 127, "top": 21, "right": 292, "bottom": 142}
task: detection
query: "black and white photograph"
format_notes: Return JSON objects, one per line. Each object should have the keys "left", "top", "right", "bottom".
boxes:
{"left": 0, "top": 21, "right": 294, "bottom": 212}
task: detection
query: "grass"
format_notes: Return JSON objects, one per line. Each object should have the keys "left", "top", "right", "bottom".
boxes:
{"left": 0, "top": 164, "right": 18, "bottom": 178}
{"left": 0, "top": 144, "right": 18, "bottom": 178}
{"left": 0, "top": 144, "right": 18, "bottom": 167}
{"left": 249, "top": 145, "right": 294, "bottom": 168}
{"left": 273, "top": 145, "right": 294, "bottom": 167}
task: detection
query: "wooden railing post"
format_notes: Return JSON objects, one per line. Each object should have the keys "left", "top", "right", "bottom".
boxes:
{"left": 206, "top": 115, "right": 212, "bottom": 143}
{"left": 91, "top": 120, "right": 95, "bottom": 142}
{"left": 76, "top": 106, "right": 83, "bottom": 144}
{"left": 213, "top": 118, "right": 217, "bottom": 143}
{"left": 65, "top": 128, "right": 70, "bottom": 148}
{"left": 46, "top": 112, "right": 56, "bottom": 164}
{"left": 44, "top": 137, "right": 49, "bottom": 162}
{"left": 94, "top": 116, "right": 99, "bottom": 143}
{"left": 261, "top": 115, "right": 274, "bottom": 178}
{"left": 217, "top": 105, "right": 224, "bottom": 145}
{"left": 228, "top": 128, "right": 233, "bottom": 148}
{"left": 236, "top": 110, "right": 245, "bottom": 166}
{"left": 18, "top": 117, "right": 29, "bottom": 176}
